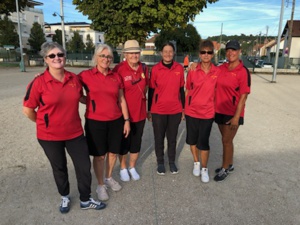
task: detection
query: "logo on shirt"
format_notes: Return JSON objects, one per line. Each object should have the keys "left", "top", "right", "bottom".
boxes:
{"left": 124, "top": 76, "right": 132, "bottom": 81}
{"left": 210, "top": 74, "right": 218, "bottom": 79}
{"left": 141, "top": 73, "right": 145, "bottom": 79}
{"left": 175, "top": 72, "right": 181, "bottom": 76}
{"left": 231, "top": 72, "right": 237, "bottom": 77}
{"left": 68, "top": 82, "right": 76, "bottom": 87}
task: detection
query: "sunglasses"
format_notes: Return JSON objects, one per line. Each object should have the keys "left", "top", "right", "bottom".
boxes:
{"left": 99, "top": 54, "right": 113, "bottom": 60}
{"left": 46, "top": 53, "right": 65, "bottom": 59}
{"left": 200, "top": 51, "right": 213, "bottom": 55}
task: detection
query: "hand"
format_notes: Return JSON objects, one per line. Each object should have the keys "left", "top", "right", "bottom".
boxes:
{"left": 226, "top": 117, "right": 239, "bottom": 130}
{"left": 188, "top": 62, "right": 198, "bottom": 71}
{"left": 147, "top": 112, "right": 152, "bottom": 122}
{"left": 181, "top": 111, "right": 185, "bottom": 120}
{"left": 123, "top": 121, "right": 130, "bottom": 138}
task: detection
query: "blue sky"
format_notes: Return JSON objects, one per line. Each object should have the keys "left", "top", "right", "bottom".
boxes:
{"left": 38, "top": 0, "right": 300, "bottom": 39}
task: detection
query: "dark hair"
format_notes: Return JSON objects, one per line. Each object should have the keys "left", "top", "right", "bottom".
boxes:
{"left": 161, "top": 41, "right": 175, "bottom": 52}
{"left": 199, "top": 40, "right": 214, "bottom": 52}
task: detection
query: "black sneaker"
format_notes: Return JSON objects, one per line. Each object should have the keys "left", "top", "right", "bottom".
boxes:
{"left": 215, "top": 164, "right": 234, "bottom": 174}
{"left": 169, "top": 163, "right": 179, "bottom": 174}
{"left": 214, "top": 168, "right": 229, "bottom": 182}
{"left": 157, "top": 164, "right": 165, "bottom": 175}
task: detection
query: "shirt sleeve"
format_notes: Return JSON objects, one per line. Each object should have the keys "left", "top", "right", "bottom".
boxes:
{"left": 23, "top": 78, "right": 41, "bottom": 109}
{"left": 239, "top": 68, "right": 251, "bottom": 94}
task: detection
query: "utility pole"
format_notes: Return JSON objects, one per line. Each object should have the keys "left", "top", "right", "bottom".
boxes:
{"left": 16, "top": 0, "right": 26, "bottom": 72}
{"left": 60, "top": 0, "right": 66, "bottom": 51}
{"left": 272, "top": 0, "right": 285, "bottom": 83}
{"left": 284, "top": 0, "right": 295, "bottom": 69}
{"left": 218, "top": 23, "right": 223, "bottom": 61}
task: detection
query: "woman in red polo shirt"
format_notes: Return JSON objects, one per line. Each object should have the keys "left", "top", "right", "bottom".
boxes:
{"left": 185, "top": 40, "right": 221, "bottom": 183}
{"left": 113, "top": 40, "right": 149, "bottom": 182}
{"left": 148, "top": 42, "right": 185, "bottom": 175}
{"left": 23, "top": 42, "right": 106, "bottom": 213}
{"left": 78, "top": 44, "right": 130, "bottom": 201}
{"left": 214, "top": 40, "right": 251, "bottom": 182}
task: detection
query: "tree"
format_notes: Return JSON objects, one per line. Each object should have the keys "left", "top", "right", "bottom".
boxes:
{"left": 155, "top": 24, "right": 201, "bottom": 53}
{"left": 67, "top": 30, "right": 85, "bottom": 53}
{"left": 52, "top": 29, "right": 63, "bottom": 45}
{"left": 85, "top": 34, "right": 95, "bottom": 52}
{"left": 0, "top": 16, "right": 19, "bottom": 47}
{"left": 73, "top": 0, "right": 218, "bottom": 46}
{"left": 28, "top": 22, "right": 46, "bottom": 52}
{"left": 0, "top": 0, "right": 28, "bottom": 15}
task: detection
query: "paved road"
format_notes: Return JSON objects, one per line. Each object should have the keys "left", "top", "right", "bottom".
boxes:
{"left": 0, "top": 67, "right": 300, "bottom": 225}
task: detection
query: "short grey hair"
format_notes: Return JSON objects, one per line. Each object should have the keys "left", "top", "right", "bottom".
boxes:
{"left": 40, "top": 42, "right": 66, "bottom": 58}
{"left": 92, "top": 44, "right": 113, "bottom": 66}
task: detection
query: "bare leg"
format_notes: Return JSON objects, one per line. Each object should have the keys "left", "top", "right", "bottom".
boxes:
{"left": 190, "top": 145, "right": 199, "bottom": 162}
{"left": 106, "top": 152, "right": 117, "bottom": 178}
{"left": 129, "top": 153, "right": 139, "bottom": 168}
{"left": 119, "top": 154, "right": 127, "bottom": 170}
{"left": 200, "top": 150, "right": 209, "bottom": 168}
{"left": 93, "top": 156, "right": 105, "bottom": 185}
{"left": 218, "top": 124, "right": 239, "bottom": 169}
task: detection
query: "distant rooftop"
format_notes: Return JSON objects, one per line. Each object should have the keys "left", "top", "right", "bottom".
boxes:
{"left": 27, "top": 0, "right": 43, "bottom": 7}
{"left": 45, "top": 22, "right": 90, "bottom": 26}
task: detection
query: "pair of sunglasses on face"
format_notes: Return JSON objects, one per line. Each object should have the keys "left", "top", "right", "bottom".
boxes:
{"left": 46, "top": 53, "right": 65, "bottom": 59}
{"left": 200, "top": 51, "right": 213, "bottom": 55}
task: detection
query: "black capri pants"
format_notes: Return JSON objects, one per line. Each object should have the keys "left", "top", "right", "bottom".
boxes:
{"left": 38, "top": 134, "right": 91, "bottom": 202}
{"left": 120, "top": 119, "right": 146, "bottom": 155}
{"left": 185, "top": 115, "right": 214, "bottom": 150}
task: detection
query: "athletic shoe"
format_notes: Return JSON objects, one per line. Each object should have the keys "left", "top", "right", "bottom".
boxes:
{"left": 157, "top": 164, "right": 165, "bottom": 175}
{"left": 96, "top": 185, "right": 109, "bottom": 201}
{"left": 201, "top": 168, "right": 209, "bottom": 183}
{"left": 193, "top": 162, "right": 201, "bottom": 177}
{"left": 215, "top": 164, "right": 234, "bottom": 174}
{"left": 120, "top": 168, "right": 130, "bottom": 182}
{"left": 129, "top": 167, "right": 140, "bottom": 181}
{"left": 59, "top": 196, "right": 70, "bottom": 214}
{"left": 214, "top": 168, "right": 229, "bottom": 182}
{"left": 80, "top": 198, "right": 106, "bottom": 210}
{"left": 169, "top": 163, "right": 179, "bottom": 174}
{"left": 104, "top": 177, "right": 122, "bottom": 191}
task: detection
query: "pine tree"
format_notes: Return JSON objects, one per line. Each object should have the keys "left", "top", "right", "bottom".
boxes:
{"left": 67, "top": 30, "right": 85, "bottom": 53}
{"left": 85, "top": 34, "right": 95, "bottom": 52}
{"left": 0, "top": 16, "right": 19, "bottom": 47}
{"left": 28, "top": 22, "right": 46, "bottom": 53}
{"left": 52, "top": 29, "right": 63, "bottom": 46}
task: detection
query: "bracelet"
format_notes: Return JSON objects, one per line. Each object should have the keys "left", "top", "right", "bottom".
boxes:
{"left": 124, "top": 118, "right": 130, "bottom": 122}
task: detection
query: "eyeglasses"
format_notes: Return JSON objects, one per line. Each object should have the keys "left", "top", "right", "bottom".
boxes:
{"left": 98, "top": 54, "right": 113, "bottom": 60}
{"left": 200, "top": 51, "right": 213, "bottom": 55}
{"left": 46, "top": 53, "right": 65, "bottom": 58}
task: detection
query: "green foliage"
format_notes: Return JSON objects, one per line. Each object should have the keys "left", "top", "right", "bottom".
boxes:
{"left": 0, "top": 16, "right": 19, "bottom": 47}
{"left": 85, "top": 34, "right": 95, "bottom": 52}
{"left": 73, "top": 0, "right": 218, "bottom": 46}
{"left": 52, "top": 29, "right": 63, "bottom": 45}
{"left": 155, "top": 24, "right": 201, "bottom": 53}
{"left": 0, "top": 0, "right": 28, "bottom": 15}
{"left": 67, "top": 30, "right": 85, "bottom": 53}
{"left": 28, "top": 22, "right": 46, "bottom": 53}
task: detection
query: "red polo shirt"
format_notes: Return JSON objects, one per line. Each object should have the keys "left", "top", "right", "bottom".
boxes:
{"left": 185, "top": 63, "right": 220, "bottom": 119}
{"left": 78, "top": 67, "right": 124, "bottom": 121}
{"left": 23, "top": 69, "right": 83, "bottom": 141}
{"left": 113, "top": 61, "right": 148, "bottom": 122}
{"left": 215, "top": 61, "right": 251, "bottom": 117}
{"left": 149, "top": 61, "right": 185, "bottom": 114}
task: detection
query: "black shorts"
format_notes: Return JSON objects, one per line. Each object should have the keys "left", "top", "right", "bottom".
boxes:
{"left": 120, "top": 119, "right": 146, "bottom": 155}
{"left": 85, "top": 117, "right": 123, "bottom": 156}
{"left": 215, "top": 113, "right": 244, "bottom": 125}
{"left": 185, "top": 115, "right": 214, "bottom": 150}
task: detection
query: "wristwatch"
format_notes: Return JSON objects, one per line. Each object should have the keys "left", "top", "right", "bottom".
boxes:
{"left": 124, "top": 118, "right": 130, "bottom": 122}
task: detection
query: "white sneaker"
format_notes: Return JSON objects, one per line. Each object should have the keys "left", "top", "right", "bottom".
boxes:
{"left": 96, "top": 185, "right": 109, "bottom": 201}
{"left": 120, "top": 168, "right": 130, "bottom": 182}
{"left": 129, "top": 167, "right": 140, "bottom": 181}
{"left": 201, "top": 168, "right": 209, "bottom": 183}
{"left": 104, "top": 177, "right": 122, "bottom": 191}
{"left": 193, "top": 162, "right": 201, "bottom": 176}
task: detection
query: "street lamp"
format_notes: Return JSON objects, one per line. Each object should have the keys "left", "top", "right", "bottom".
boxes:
{"left": 52, "top": 0, "right": 66, "bottom": 51}
{"left": 15, "top": 0, "right": 26, "bottom": 72}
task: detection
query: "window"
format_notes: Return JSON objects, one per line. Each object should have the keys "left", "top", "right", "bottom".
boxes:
{"left": 34, "top": 16, "right": 39, "bottom": 23}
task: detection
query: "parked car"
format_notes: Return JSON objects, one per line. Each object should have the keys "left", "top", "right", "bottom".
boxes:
{"left": 263, "top": 62, "right": 273, "bottom": 68}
